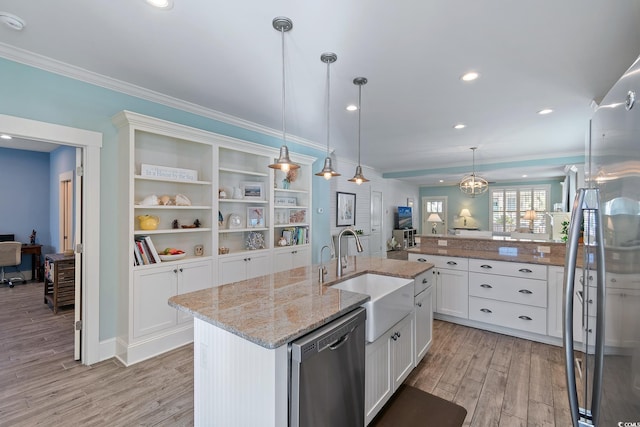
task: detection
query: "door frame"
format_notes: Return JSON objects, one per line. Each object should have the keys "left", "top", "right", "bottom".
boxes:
{"left": 0, "top": 114, "right": 102, "bottom": 365}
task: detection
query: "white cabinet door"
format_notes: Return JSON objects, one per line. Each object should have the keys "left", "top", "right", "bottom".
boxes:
{"left": 547, "top": 266, "right": 564, "bottom": 338}
{"left": 414, "top": 287, "right": 433, "bottom": 364}
{"left": 391, "top": 314, "right": 414, "bottom": 390}
{"left": 133, "top": 265, "right": 178, "bottom": 339}
{"left": 245, "top": 252, "right": 271, "bottom": 280}
{"left": 273, "top": 246, "right": 310, "bottom": 273}
{"left": 177, "top": 259, "right": 213, "bottom": 324}
{"left": 364, "top": 329, "right": 392, "bottom": 426}
{"left": 218, "top": 256, "right": 248, "bottom": 285}
{"left": 436, "top": 268, "right": 469, "bottom": 318}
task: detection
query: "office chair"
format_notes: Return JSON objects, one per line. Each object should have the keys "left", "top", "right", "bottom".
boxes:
{"left": 0, "top": 241, "right": 26, "bottom": 288}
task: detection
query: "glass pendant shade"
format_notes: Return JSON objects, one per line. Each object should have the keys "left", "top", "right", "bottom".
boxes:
{"left": 268, "top": 17, "right": 299, "bottom": 172}
{"left": 459, "top": 147, "right": 488, "bottom": 196}
{"left": 315, "top": 52, "right": 340, "bottom": 179}
{"left": 349, "top": 77, "right": 369, "bottom": 185}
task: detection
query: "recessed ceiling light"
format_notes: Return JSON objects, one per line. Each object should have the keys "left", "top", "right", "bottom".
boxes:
{"left": 537, "top": 108, "right": 553, "bottom": 115}
{"left": 145, "top": 0, "right": 173, "bottom": 9}
{"left": 439, "top": 179, "right": 444, "bottom": 183}
{"left": 1, "top": 134, "right": 12, "bottom": 139}
{"left": 453, "top": 124, "right": 466, "bottom": 129}
{"left": 522, "top": 174, "right": 528, "bottom": 178}
{"left": 461, "top": 71, "right": 479, "bottom": 82}
{"left": 0, "top": 12, "right": 26, "bottom": 31}
{"left": 346, "top": 104, "right": 357, "bottom": 111}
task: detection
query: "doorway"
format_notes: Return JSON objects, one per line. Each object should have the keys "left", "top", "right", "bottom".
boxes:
{"left": 0, "top": 113, "right": 101, "bottom": 365}
{"left": 370, "top": 190, "right": 384, "bottom": 258}
{"left": 422, "top": 196, "right": 448, "bottom": 235}
{"left": 59, "top": 171, "right": 74, "bottom": 252}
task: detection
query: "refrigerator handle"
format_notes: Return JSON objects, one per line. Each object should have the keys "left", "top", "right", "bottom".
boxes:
{"left": 591, "top": 191, "right": 605, "bottom": 426}
{"left": 563, "top": 188, "right": 585, "bottom": 427}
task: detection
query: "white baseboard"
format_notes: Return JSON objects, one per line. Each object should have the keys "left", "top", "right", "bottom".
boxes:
{"left": 99, "top": 337, "right": 117, "bottom": 362}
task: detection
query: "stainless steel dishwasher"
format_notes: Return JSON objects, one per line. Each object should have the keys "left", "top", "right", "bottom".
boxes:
{"left": 290, "top": 307, "right": 366, "bottom": 427}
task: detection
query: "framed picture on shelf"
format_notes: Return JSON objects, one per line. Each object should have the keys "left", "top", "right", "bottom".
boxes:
{"left": 336, "top": 192, "right": 356, "bottom": 226}
{"left": 242, "top": 181, "right": 264, "bottom": 200}
{"left": 289, "top": 209, "right": 306, "bottom": 224}
{"left": 247, "top": 207, "right": 265, "bottom": 228}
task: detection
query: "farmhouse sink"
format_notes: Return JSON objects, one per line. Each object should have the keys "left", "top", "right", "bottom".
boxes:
{"left": 332, "top": 274, "right": 414, "bottom": 342}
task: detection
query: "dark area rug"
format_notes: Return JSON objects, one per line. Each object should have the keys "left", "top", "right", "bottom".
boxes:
{"left": 370, "top": 384, "right": 467, "bottom": 427}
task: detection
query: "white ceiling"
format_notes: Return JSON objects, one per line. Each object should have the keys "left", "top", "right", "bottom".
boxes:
{"left": 1, "top": 1, "right": 639, "bottom": 185}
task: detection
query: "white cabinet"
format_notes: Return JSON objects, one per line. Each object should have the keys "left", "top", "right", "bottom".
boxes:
{"left": 547, "top": 265, "right": 565, "bottom": 338}
{"left": 218, "top": 251, "right": 271, "bottom": 285}
{"left": 273, "top": 246, "right": 310, "bottom": 273}
{"left": 365, "top": 313, "right": 414, "bottom": 425}
{"left": 409, "top": 254, "right": 468, "bottom": 319}
{"left": 133, "top": 259, "right": 212, "bottom": 338}
{"left": 412, "top": 269, "right": 433, "bottom": 364}
{"left": 468, "top": 259, "right": 548, "bottom": 335}
{"left": 114, "top": 111, "right": 216, "bottom": 366}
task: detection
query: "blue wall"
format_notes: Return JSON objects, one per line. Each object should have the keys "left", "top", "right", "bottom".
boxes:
{"left": 0, "top": 57, "right": 327, "bottom": 340}
{"left": 0, "top": 147, "right": 51, "bottom": 273}
{"left": 419, "top": 179, "right": 564, "bottom": 230}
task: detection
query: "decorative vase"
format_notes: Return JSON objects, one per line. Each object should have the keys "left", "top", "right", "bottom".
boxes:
{"left": 282, "top": 179, "right": 290, "bottom": 189}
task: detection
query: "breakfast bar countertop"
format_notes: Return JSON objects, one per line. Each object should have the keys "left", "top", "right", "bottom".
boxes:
{"left": 168, "top": 256, "right": 433, "bottom": 349}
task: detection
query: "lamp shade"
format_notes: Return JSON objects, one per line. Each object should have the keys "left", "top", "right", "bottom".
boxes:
{"left": 427, "top": 213, "right": 443, "bottom": 223}
{"left": 523, "top": 210, "right": 537, "bottom": 220}
{"left": 459, "top": 209, "right": 471, "bottom": 218}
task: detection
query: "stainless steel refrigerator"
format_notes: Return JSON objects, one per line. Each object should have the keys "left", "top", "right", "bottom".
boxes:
{"left": 563, "top": 55, "right": 640, "bottom": 426}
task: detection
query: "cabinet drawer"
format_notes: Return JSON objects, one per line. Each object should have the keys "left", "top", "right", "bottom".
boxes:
{"left": 469, "top": 272, "right": 547, "bottom": 308}
{"left": 468, "top": 259, "right": 546, "bottom": 280}
{"left": 469, "top": 296, "right": 547, "bottom": 335}
{"left": 413, "top": 271, "right": 432, "bottom": 296}
{"left": 409, "top": 254, "right": 468, "bottom": 271}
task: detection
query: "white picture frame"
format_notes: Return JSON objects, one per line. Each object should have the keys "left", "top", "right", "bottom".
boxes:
{"left": 247, "top": 207, "right": 265, "bottom": 228}
{"left": 242, "top": 181, "right": 264, "bottom": 200}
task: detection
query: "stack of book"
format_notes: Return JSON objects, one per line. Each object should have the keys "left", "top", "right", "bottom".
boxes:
{"left": 133, "top": 236, "right": 161, "bottom": 265}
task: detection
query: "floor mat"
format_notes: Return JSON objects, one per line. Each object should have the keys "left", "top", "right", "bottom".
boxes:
{"left": 370, "top": 384, "right": 467, "bottom": 427}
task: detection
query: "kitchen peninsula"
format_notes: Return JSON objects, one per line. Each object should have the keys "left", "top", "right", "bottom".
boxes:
{"left": 169, "top": 257, "right": 433, "bottom": 427}
{"left": 407, "top": 234, "right": 571, "bottom": 347}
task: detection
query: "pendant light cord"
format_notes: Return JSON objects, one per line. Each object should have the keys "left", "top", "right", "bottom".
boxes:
{"left": 357, "top": 83, "right": 362, "bottom": 165}
{"left": 280, "top": 26, "right": 287, "bottom": 146}
{"left": 326, "top": 59, "right": 331, "bottom": 156}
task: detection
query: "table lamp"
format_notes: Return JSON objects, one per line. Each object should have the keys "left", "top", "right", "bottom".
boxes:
{"left": 523, "top": 210, "right": 537, "bottom": 232}
{"left": 459, "top": 209, "right": 471, "bottom": 226}
{"left": 427, "top": 213, "right": 443, "bottom": 234}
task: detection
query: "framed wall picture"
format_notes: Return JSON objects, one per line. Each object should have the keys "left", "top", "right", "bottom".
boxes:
{"left": 336, "top": 192, "right": 356, "bottom": 226}
{"left": 247, "top": 207, "right": 265, "bottom": 228}
{"left": 242, "top": 181, "right": 264, "bottom": 200}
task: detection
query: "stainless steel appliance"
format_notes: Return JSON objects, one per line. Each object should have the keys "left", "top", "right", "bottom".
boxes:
{"left": 563, "top": 55, "right": 640, "bottom": 426}
{"left": 290, "top": 307, "right": 366, "bottom": 427}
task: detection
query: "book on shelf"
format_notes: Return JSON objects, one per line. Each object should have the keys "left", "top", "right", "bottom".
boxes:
{"left": 134, "top": 235, "right": 161, "bottom": 265}
{"left": 281, "top": 226, "right": 309, "bottom": 246}
{"left": 133, "top": 244, "right": 142, "bottom": 266}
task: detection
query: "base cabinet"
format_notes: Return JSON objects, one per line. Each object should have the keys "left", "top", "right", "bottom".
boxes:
{"left": 218, "top": 251, "right": 270, "bottom": 285}
{"left": 272, "top": 246, "right": 310, "bottom": 273}
{"left": 365, "top": 313, "right": 414, "bottom": 425}
{"left": 414, "top": 285, "right": 433, "bottom": 363}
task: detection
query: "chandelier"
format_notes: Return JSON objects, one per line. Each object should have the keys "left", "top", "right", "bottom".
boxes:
{"left": 459, "top": 147, "right": 488, "bottom": 196}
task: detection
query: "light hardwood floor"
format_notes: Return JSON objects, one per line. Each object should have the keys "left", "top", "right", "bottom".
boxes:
{"left": 0, "top": 281, "right": 573, "bottom": 426}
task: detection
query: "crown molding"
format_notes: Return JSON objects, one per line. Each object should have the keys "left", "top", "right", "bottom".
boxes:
{"left": 0, "top": 42, "right": 324, "bottom": 152}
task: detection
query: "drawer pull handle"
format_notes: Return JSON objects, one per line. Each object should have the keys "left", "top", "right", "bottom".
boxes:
{"left": 417, "top": 258, "right": 427, "bottom": 262}
{"left": 480, "top": 308, "right": 492, "bottom": 313}
{"left": 518, "top": 289, "right": 533, "bottom": 294}
{"left": 416, "top": 302, "right": 422, "bottom": 307}
{"left": 446, "top": 261, "right": 458, "bottom": 266}
{"left": 480, "top": 284, "right": 493, "bottom": 289}
{"left": 422, "top": 278, "right": 428, "bottom": 283}
{"left": 518, "top": 315, "right": 532, "bottom": 321}
{"left": 480, "top": 264, "right": 492, "bottom": 269}
{"left": 518, "top": 268, "right": 533, "bottom": 273}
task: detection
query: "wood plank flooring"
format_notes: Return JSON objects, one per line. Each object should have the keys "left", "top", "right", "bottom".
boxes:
{"left": 1, "top": 281, "right": 574, "bottom": 426}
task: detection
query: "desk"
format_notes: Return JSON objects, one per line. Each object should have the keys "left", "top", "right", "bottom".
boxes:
{"left": 21, "top": 244, "right": 42, "bottom": 281}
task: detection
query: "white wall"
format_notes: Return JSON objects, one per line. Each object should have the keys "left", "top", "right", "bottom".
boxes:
{"left": 328, "top": 156, "right": 419, "bottom": 251}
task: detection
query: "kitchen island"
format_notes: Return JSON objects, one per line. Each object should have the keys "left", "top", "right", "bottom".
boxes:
{"left": 169, "top": 257, "right": 433, "bottom": 427}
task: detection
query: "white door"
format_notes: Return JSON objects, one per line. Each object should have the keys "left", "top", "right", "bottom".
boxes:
{"left": 73, "top": 149, "right": 82, "bottom": 360}
{"left": 370, "top": 190, "right": 383, "bottom": 258}
{"left": 422, "top": 196, "right": 447, "bottom": 235}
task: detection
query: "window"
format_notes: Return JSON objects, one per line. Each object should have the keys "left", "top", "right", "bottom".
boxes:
{"left": 491, "top": 185, "right": 550, "bottom": 234}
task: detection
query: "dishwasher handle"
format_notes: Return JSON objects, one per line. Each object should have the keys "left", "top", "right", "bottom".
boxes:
{"left": 328, "top": 329, "right": 352, "bottom": 351}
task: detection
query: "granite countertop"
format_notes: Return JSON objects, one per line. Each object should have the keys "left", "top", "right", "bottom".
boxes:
{"left": 168, "top": 256, "right": 433, "bottom": 349}
{"left": 407, "top": 246, "right": 565, "bottom": 266}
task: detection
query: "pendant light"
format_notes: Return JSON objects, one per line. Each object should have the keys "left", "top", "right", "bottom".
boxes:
{"left": 459, "top": 147, "right": 488, "bottom": 196}
{"left": 348, "top": 77, "right": 370, "bottom": 184}
{"left": 268, "top": 17, "right": 299, "bottom": 172}
{"left": 315, "top": 52, "right": 340, "bottom": 179}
